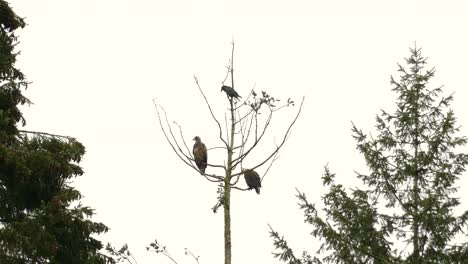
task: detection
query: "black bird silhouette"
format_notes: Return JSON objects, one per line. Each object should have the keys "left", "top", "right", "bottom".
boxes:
{"left": 221, "top": 85, "right": 241, "bottom": 101}
{"left": 243, "top": 169, "right": 261, "bottom": 194}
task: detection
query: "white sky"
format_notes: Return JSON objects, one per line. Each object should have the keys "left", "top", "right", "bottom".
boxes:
{"left": 10, "top": 0, "right": 468, "bottom": 263}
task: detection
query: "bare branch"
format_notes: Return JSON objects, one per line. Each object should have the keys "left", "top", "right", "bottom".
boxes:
{"left": 235, "top": 82, "right": 255, "bottom": 108}
{"left": 231, "top": 186, "right": 250, "bottom": 191}
{"left": 173, "top": 121, "right": 194, "bottom": 160}
{"left": 254, "top": 108, "right": 259, "bottom": 141}
{"left": 173, "top": 121, "right": 226, "bottom": 170}
{"left": 234, "top": 109, "right": 252, "bottom": 170}
{"left": 194, "top": 76, "right": 228, "bottom": 148}
{"left": 234, "top": 108, "right": 255, "bottom": 156}
{"left": 153, "top": 99, "right": 224, "bottom": 182}
{"left": 160, "top": 104, "right": 196, "bottom": 164}
{"left": 230, "top": 172, "right": 242, "bottom": 187}
{"left": 222, "top": 64, "right": 231, "bottom": 85}
{"left": 232, "top": 86, "right": 256, "bottom": 112}
{"left": 185, "top": 248, "right": 201, "bottom": 264}
{"left": 225, "top": 112, "right": 230, "bottom": 147}
{"left": 233, "top": 107, "right": 254, "bottom": 126}
{"left": 261, "top": 150, "right": 280, "bottom": 183}
{"left": 207, "top": 146, "right": 228, "bottom": 151}
{"left": 232, "top": 106, "right": 273, "bottom": 166}
{"left": 240, "top": 117, "right": 253, "bottom": 160}
{"left": 230, "top": 41, "right": 235, "bottom": 90}
{"left": 231, "top": 97, "right": 304, "bottom": 178}
{"left": 18, "top": 130, "right": 76, "bottom": 140}
{"left": 201, "top": 173, "right": 224, "bottom": 183}
{"left": 231, "top": 144, "right": 279, "bottom": 188}
{"left": 129, "top": 252, "right": 139, "bottom": 264}
{"left": 153, "top": 99, "right": 191, "bottom": 165}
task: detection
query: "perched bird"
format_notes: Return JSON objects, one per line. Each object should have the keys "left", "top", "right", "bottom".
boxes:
{"left": 193, "top": 136, "right": 207, "bottom": 173}
{"left": 243, "top": 169, "right": 261, "bottom": 194}
{"left": 221, "top": 85, "right": 241, "bottom": 101}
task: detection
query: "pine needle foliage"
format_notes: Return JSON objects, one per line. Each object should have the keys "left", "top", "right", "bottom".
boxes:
{"left": 1, "top": 1, "right": 114, "bottom": 263}
{"left": 271, "top": 47, "right": 468, "bottom": 264}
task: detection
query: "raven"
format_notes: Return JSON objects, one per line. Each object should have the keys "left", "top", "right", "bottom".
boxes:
{"left": 221, "top": 85, "right": 241, "bottom": 100}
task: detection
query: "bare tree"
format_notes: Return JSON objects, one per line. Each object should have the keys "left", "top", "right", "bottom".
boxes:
{"left": 154, "top": 42, "right": 303, "bottom": 264}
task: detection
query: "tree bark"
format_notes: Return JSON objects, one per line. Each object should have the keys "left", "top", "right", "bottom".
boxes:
{"left": 223, "top": 175, "right": 232, "bottom": 264}
{"left": 224, "top": 97, "right": 235, "bottom": 264}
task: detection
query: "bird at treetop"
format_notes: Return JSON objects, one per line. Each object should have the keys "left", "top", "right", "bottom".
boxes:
{"left": 193, "top": 136, "right": 207, "bottom": 173}
{"left": 221, "top": 85, "right": 241, "bottom": 100}
{"left": 243, "top": 169, "right": 261, "bottom": 194}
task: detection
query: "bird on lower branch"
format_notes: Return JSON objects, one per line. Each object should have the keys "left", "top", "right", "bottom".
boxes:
{"left": 243, "top": 168, "right": 261, "bottom": 194}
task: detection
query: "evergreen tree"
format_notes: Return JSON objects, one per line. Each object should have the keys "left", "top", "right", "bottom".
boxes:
{"left": 0, "top": 1, "right": 114, "bottom": 263}
{"left": 270, "top": 47, "right": 468, "bottom": 263}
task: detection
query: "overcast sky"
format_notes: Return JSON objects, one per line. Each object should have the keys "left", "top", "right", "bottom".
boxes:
{"left": 10, "top": 1, "right": 468, "bottom": 263}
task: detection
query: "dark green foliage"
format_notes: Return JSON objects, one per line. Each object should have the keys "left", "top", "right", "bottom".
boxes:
{"left": 0, "top": 0, "right": 28, "bottom": 144}
{"left": 271, "top": 47, "right": 468, "bottom": 263}
{"left": 0, "top": 1, "right": 114, "bottom": 263}
{"left": 1, "top": 137, "right": 85, "bottom": 220}
{"left": 0, "top": 189, "right": 112, "bottom": 263}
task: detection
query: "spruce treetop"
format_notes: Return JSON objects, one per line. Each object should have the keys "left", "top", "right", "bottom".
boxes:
{"left": 271, "top": 47, "right": 468, "bottom": 264}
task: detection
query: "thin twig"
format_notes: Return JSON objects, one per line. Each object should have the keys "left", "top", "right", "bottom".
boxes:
{"left": 233, "top": 106, "right": 255, "bottom": 126}
{"left": 129, "top": 252, "right": 139, "bottom": 264}
{"left": 208, "top": 146, "right": 228, "bottom": 151}
{"left": 230, "top": 41, "right": 235, "bottom": 91}
{"left": 194, "top": 76, "right": 228, "bottom": 148}
{"left": 225, "top": 112, "right": 230, "bottom": 147}
{"left": 232, "top": 106, "right": 273, "bottom": 166}
{"left": 185, "top": 249, "right": 200, "bottom": 264}
{"left": 173, "top": 121, "right": 194, "bottom": 160}
{"left": 231, "top": 145, "right": 279, "bottom": 188}
{"left": 231, "top": 97, "right": 304, "bottom": 177}
{"left": 160, "top": 102, "right": 225, "bottom": 171}
{"left": 153, "top": 99, "right": 224, "bottom": 181}
{"left": 261, "top": 150, "right": 279, "bottom": 183}
{"left": 161, "top": 104, "right": 196, "bottom": 164}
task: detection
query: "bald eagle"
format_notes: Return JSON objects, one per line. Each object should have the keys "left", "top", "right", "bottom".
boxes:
{"left": 193, "top": 136, "right": 207, "bottom": 173}
{"left": 243, "top": 169, "right": 261, "bottom": 194}
{"left": 221, "top": 85, "right": 241, "bottom": 101}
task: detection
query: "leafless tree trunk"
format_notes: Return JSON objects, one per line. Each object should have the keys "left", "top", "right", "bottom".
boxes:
{"left": 154, "top": 42, "right": 303, "bottom": 264}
